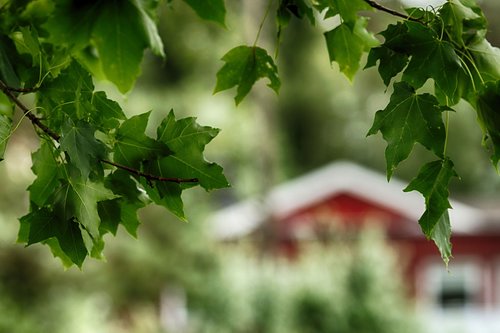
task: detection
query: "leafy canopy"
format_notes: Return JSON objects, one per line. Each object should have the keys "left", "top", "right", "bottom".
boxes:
{"left": 1, "top": 0, "right": 500, "bottom": 266}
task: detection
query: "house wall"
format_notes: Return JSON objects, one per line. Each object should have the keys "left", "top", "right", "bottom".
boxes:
{"left": 268, "top": 191, "right": 500, "bottom": 310}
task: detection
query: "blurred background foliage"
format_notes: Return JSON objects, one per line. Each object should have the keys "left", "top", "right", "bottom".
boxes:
{"left": 1, "top": 0, "right": 500, "bottom": 332}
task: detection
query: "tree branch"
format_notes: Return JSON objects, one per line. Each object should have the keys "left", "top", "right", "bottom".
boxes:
{"left": 0, "top": 79, "right": 199, "bottom": 184}
{"left": 101, "top": 160, "right": 199, "bottom": 184}
{"left": 0, "top": 79, "right": 60, "bottom": 141}
{"left": 363, "top": 0, "right": 422, "bottom": 23}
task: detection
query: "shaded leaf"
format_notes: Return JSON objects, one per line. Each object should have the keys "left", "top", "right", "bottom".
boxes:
{"left": 402, "top": 36, "right": 465, "bottom": 105}
{"left": 367, "top": 82, "right": 448, "bottom": 179}
{"left": 55, "top": 218, "right": 88, "bottom": 268}
{"left": 20, "top": 209, "right": 88, "bottom": 268}
{"left": 28, "top": 142, "right": 61, "bottom": 206}
{"left": 214, "top": 45, "right": 280, "bottom": 105}
{"left": 379, "top": 21, "right": 465, "bottom": 105}
{"left": 19, "top": 26, "right": 42, "bottom": 66}
{"left": 476, "top": 80, "right": 500, "bottom": 166}
{"left": 119, "top": 200, "right": 143, "bottom": 237}
{"left": 91, "top": 91, "right": 126, "bottom": 130}
{"left": 43, "top": 1, "right": 102, "bottom": 52}
{"left": 60, "top": 119, "right": 107, "bottom": 179}
{"left": 0, "top": 34, "right": 21, "bottom": 88}
{"left": 53, "top": 174, "right": 117, "bottom": 240}
{"left": 365, "top": 46, "right": 409, "bottom": 86}
{"left": 98, "top": 198, "right": 122, "bottom": 235}
{"left": 113, "top": 112, "right": 169, "bottom": 169}
{"left": 142, "top": 159, "right": 185, "bottom": 220}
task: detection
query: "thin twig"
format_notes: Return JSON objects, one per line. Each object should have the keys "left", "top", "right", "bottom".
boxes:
{"left": 0, "top": 79, "right": 60, "bottom": 141}
{"left": 363, "top": 0, "right": 422, "bottom": 23}
{"left": 5, "top": 86, "right": 39, "bottom": 93}
{"left": 101, "top": 160, "right": 199, "bottom": 184}
{"left": 0, "top": 79, "right": 199, "bottom": 184}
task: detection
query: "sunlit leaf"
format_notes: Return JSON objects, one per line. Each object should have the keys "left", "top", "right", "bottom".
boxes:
{"left": 214, "top": 45, "right": 280, "bottom": 105}
{"left": 324, "top": 18, "right": 379, "bottom": 80}
{"left": 313, "top": 0, "right": 371, "bottom": 21}
{"left": 156, "top": 111, "right": 229, "bottom": 190}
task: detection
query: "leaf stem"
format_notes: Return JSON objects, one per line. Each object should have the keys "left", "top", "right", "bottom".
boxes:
{"left": 253, "top": 0, "right": 274, "bottom": 47}
{"left": 363, "top": 0, "right": 422, "bottom": 23}
{"left": 443, "top": 101, "right": 450, "bottom": 156}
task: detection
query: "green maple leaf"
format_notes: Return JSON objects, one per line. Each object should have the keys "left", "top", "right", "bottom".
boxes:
{"left": 60, "top": 119, "right": 107, "bottom": 179}
{"left": 440, "top": 0, "right": 486, "bottom": 46}
{"left": 53, "top": 218, "right": 88, "bottom": 268}
{"left": 43, "top": 1, "right": 102, "bottom": 52}
{"left": 38, "top": 61, "right": 94, "bottom": 126}
{"left": 101, "top": 170, "right": 146, "bottom": 237}
{"left": 53, "top": 173, "right": 116, "bottom": 240}
{"left": 28, "top": 142, "right": 61, "bottom": 206}
{"left": 466, "top": 39, "right": 500, "bottom": 87}
{"left": 156, "top": 111, "right": 229, "bottom": 190}
{"left": 98, "top": 198, "right": 121, "bottom": 235}
{"left": 402, "top": 38, "right": 465, "bottom": 106}
{"left": 19, "top": 26, "right": 43, "bottom": 66}
{"left": 141, "top": 157, "right": 185, "bottom": 220}
{"left": 324, "top": 17, "right": 379, "bottom": 80}
{"left": 313, "top": 0, "right": 371, "bottom": 22}
{"left": 365, "top": 46, "right": 409, "bottom": 86}
{"left": 182, "top": 0, "right": 226, "bottom": 27}
{"left": 130, "top": 0, "right": 165, "bottom": 58}
{"left": 113, "top": 112, "right": 170, "bottom": 169}
{"left": 98, "top": 198, "right": 143, "bottom": 237}
{"left": 20, "top": 208, "right": 58, "bottom": 246}
{"left": 367, "top": 82, "right": 448, "bottom": 179}
{"left": 91, "top": 91, "right": 126, "bottom": 130}
{"left": 476, "top": 80, "right": 500, "bottom": 166}
{"left": 404, "top": 159, "right": 457, "bottom": 263}
{"left": 20, "top": 209, "right": 88, "bottom": 267}
{"left": 44, "top": 0, "right": 164, "bottom": 91}
{"left": 0, "top": 35, "right": 21, "bottom": 88}
{"left": 104, "top": 169, "right": 143, "bottom": 201}
{"left": 92, "top": 1, "right": 148, "bottom": 93}
{"left": 378, "top": 21, "right": 466, "bottom": 105}
{"left": 214, "top": 45, "right": 280, "bottom": 105}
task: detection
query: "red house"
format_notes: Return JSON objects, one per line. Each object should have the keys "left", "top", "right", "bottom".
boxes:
{"left": 209, "top": 161, "right": 500, "bottom": 332}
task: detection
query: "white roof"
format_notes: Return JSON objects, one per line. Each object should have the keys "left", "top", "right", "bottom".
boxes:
{"left": 208, "top": 161, "right": 487, "bottom": 240}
